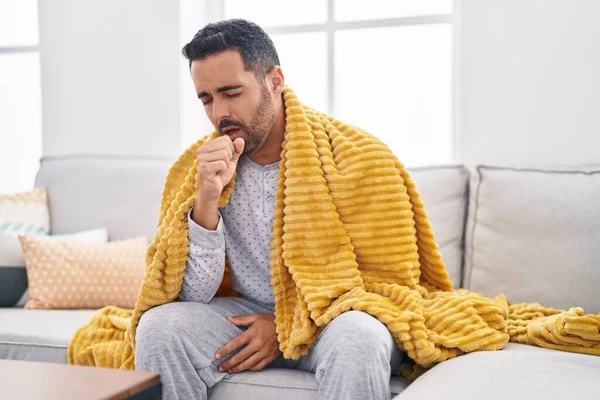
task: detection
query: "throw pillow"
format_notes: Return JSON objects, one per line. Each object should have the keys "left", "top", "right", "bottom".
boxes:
{"left": 0, "top": 188, "right": 50, "bottom": 307}
{"left": 4, "top": 228, "right": 109, "bottom": 307}
{"left": 18, "top": 235, "right": 147, "bottom": 310}
{"left": 0, "top": 187, "right": 50, "bottom": 235}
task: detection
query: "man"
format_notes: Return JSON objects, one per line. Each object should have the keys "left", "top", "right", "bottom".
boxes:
{"left": 135, "top": 19, "right": 402, "bottom": 400}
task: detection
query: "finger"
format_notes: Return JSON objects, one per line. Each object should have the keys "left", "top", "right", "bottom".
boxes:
{"left": 196, "top": 138, "right": 235, "bottom": 159}
{"left": 197, "top": 150, "right": 231, "bottom": 168}
{"left": 231, "top": 138, "right": 245, "bottom": 163}
{"left": 218, "top": 135, "right": 236, "bottom": 154}
{"left": 249, "top": 357, "right": 272, "bottom": 372}
{"left": 215, "top": 330, "right": 252, "bottom": 360}
{"left": 228, "top": 351, "right": 265, "bottom": 374}
{"left": 227, "top": 313, "right": 258, "bottom": 326}
{"left": 218, "top": 343, "right": 258, "bottom": 372}
{"left": 200, "top": 160, "right": 228, "bottom": 176}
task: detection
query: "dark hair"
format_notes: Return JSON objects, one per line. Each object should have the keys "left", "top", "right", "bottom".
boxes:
{"left": 181, "top": 19, "right": 280, "bottom": 80}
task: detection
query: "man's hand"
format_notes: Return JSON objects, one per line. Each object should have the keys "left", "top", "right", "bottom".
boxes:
{"left": 192, "top": 136, "right": 244, "bottom": 230}
{"left": 196, "top": 135, "right": 245, "bottom": 205}
{"left": 215, "top": 313, "right": 281, "bottom": 374}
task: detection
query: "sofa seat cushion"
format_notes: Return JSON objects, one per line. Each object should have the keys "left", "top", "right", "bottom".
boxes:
{"left": 209, "top": 368, "right": 410, "bottom": 400}
{"left": 394, "top": 343, "right": 600, "bottom": 399}
{"left": 0, "top": 308, "right": 97, "bottom": 363}
{"left": 2, "top": 308, "right": 410, "bottom": 398}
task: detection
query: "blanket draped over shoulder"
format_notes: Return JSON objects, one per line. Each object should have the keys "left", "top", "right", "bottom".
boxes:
{"left": 68, "top": 86, "right": 600, "bottom": 377}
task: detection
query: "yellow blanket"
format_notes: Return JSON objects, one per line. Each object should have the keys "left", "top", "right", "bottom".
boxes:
{"left": 68, "top": 86, "right": 600, "bottom": 374}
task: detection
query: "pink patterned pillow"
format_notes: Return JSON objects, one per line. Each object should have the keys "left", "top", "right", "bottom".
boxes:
{"left": 18, "top": 235, "right": 148, "bottom": 309}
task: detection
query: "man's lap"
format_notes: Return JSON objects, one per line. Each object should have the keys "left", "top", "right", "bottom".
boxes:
{"left": 139, "top": 298, "right": 402, "bottom": 375}
{"left": 267, "top": 310, "right": 403, "bottom": 374}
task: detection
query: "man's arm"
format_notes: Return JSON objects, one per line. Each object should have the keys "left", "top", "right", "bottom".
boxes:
{"left": 179, "top": 207, "right": 226, "bottom": 303}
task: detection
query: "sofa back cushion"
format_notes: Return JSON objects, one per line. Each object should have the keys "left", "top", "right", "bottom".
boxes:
{"left": 34, "top": 156, "right": 469, "bottom": 289}
{"left": 35, "top": 155, "right": 172, "bottom": 241}
{"left": 410, "top": 166, "right": 470, "bottom": 288}
{"left": 464, "top": 166, "right": 600, "bottom": 313}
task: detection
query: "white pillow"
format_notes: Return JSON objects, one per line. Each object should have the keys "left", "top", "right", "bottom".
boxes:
{"left": 52, "top": 227, "right": 109, "bottom": 242}
{"left": 0, "top": 228, "right": 109, "bottom": 266}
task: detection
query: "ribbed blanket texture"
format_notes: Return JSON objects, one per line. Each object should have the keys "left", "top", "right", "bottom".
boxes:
{"left": 68, "top": 87, "right": 600, "bottom": 376}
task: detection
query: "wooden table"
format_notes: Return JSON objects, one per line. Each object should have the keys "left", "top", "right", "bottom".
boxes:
{"left": 0, "top": 359, "right": 161, "bottom": 400}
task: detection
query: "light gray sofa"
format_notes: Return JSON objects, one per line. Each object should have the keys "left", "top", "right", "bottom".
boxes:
{"left": 1, "top": 155, "right": 599, "bottom": 399}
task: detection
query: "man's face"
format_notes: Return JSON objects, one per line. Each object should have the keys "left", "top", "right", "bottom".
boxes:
{"left": 191, "top": 50, "right": 275, "bottom": 154}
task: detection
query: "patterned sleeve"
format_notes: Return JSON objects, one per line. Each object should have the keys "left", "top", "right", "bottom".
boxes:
{"left": 178, "top": 207, "right": 226, "bottom": 303}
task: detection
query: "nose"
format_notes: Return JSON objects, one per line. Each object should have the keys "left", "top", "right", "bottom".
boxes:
{"left": 211, "top": 96, "right": 230, "bottom": 123}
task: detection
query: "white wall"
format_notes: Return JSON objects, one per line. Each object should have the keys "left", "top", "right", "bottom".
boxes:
{"left": 179, "top": 0, "right": 216, "bottom": 151}
{"left": 37, "top": 1, "right": 600, "bottom": 166}
{"left": 459, "top": 0, "right": 600, "bottom": 167}
{"left": 38, "top": 0, "right": 181, "bottom": 157}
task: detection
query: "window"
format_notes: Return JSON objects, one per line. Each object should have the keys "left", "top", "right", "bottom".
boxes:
{"left": 183, "top": 0, "right": 454, "bottom": 167}
{"left": 0, "top": 0, "right": 42, "bottom": 194}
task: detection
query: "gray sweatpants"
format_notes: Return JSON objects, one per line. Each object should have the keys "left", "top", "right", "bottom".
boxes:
{"left": 135, "top": 296, "right": 403, "bottom": 400}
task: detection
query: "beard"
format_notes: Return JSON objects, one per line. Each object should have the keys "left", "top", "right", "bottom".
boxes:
{"left": 218, "top": 85, "right": 275, "bottom": 155}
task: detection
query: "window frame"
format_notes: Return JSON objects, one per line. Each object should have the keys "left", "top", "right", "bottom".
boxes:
{"left": 212, "top": 0, "right": 462, "bottom": 162}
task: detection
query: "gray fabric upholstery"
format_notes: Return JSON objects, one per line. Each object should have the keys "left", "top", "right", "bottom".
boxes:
{"left": 410, "top": 166, "right": 469, "bottom": 288}
{"left": 34, "top": 155, "right": 172, "bottom": 241}
{"left": 209, "top": 369, "right": 409, "bottom": 400}
{"left": 0, "top": 308, "right": 97, "bottom": 363}
{"left": 465, "top": 166, "right": 600, "bottom": 312}
{"left": 393, "top": 343, "right": 600, "bottom": 399}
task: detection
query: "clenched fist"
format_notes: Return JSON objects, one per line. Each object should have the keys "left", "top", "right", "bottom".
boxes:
{"left": 196, "top": 136, "right": 245, "bottom": 204}
{"left": 192, "top": 136, "right": 244, "bottom": 230}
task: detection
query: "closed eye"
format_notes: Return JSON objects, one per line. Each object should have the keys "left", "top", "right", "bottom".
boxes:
{"left": 200, "top": 91, "right": 241, "bottom": 105}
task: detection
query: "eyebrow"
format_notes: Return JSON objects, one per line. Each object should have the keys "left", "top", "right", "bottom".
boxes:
{"left": 197, "top": 85, "right": 243, "bottom": 99}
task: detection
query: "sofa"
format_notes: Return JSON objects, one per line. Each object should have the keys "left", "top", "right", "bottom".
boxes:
{"left": 1, "top": 155, "right": 599, "bottom": 399}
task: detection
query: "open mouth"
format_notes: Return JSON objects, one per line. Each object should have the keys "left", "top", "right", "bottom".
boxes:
{"left": 222, "top": 127, "right": 241, "bottom": 137}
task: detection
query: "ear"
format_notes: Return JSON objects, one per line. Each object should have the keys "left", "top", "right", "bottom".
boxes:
{"left": 268, "top": 66, "right": 285, "bottom": 93}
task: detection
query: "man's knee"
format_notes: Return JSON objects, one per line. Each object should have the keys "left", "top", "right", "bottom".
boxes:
{"left": 136, "top": 302, "right": 213, "bottom": 350}
{"left": 330, "top": 311, "right": 396, "bottom": 355}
